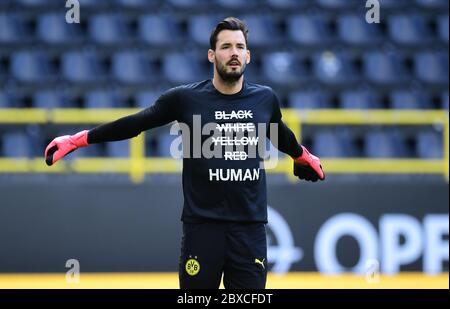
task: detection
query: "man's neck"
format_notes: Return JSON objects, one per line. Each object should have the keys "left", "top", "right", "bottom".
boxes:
{"left": 212, "top": 75, "right": 244, "bottom": 95}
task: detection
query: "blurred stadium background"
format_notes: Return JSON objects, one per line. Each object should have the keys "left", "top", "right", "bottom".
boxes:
{"left": 0, "top": 0, "right": 448, "bottom": 288}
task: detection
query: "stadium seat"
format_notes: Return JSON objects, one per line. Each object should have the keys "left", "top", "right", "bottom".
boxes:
{"left": 157, "top": 132, "right": 179, "bottom": 157}
{"left": 313, "top": 51, "right": 358, "bottom": 85}
{"left": 241, "top": 15, "right": 281, "bottom": 47}
{"left": 313, "top": 131, "right": 344, "bottom": 158}
{"left": 167, "top": 0, "right": 209, "bottom": 8}
{"left": 0, "top": 13, "right": 29, "bottom": 43}
{"left": 378, "top": 0, "right": 409, "bottom": 8}
{"left": 115, "top": 0, "right": 160, "bottom": 8}
{"left": 0, "top": 0, "right": 13, "bottom": 6}
{"left": 266, "top": 0, "right": 310, "bottom": 9}
{"left": 89, "top": 14, "right": 131, "bottom": 44}
{"left": 1, "top": 132, "right": 30, "bottom": 158}
{"left": 415, "top": 0, "right": 449, "bottom": 9}
{"left": 0, "top": 91, "right": 10, "bottom": 108}
{"left": 37, "top": 13, "right": 82, "bottom": 44}
{"left": 62, "top": 51, "right": 107, "bottom": 83}
{"left": 388, "top": 15, "right": 432, "bottom": 45}
{"left": 317, "top": 0, "right": 359, "bottom": 9}
{"left": 442, "top": 92, "right": 449, "bottom": 110}
{"left": 112, "top": 51, "right": 158, "bottom": 84}
{"left": 16, "top": 0, "right": 54, "bottom": 6}
{"left": 288, "top": 90, "right": 332, "bottom": 109}
{"left": 215, "top": 0, "right": 257, "bottom": 8}
{"left": 242, "top": 59, "right": 260, "bottom": 83}
{"left": 390, "top": 90, "right": 433, "bottom": 109}
{"left": 363, "top": 51, "right": 408, "bottom": 84}
{"left": 312, "top": 129, "right": 359, "bottom": 157}
{"left": 340, "top": 89, "right": 383, "bottom": 109}
{"left": 0, "top": 89, "right": 23, "bottom": 108}
{"left": 77, "top": 0, "right": 109, "bottom": 7}
{"left": 32, "top": 90, "right": 74, "bottom": 109}
{"left": 162, "top": 52, "right": 208, "bottom": 84}
{"left": 261, "top": 52, "right": 304, "bottom": 85}
{"left": 138, "top": 15, "right": 183, "bottom": 46}
{"left": 416, "top": 130, "right": 442, "bottom": 159}
{"left": 438, "top": 15, "right": 449, "bottom": 43}
{"left": 414, "top": 51, "right": 449, "bottom": 84}
{"left": 11, "top": 51, "right": 55, "bottom": 83}
{"left": 135, "top": 90, "right": 162, "bottom": 109}
{"left": 143, "top": 135, "right": 156, "bottom": 157}
{"left": 188, "top": 15, "right": 222, "bottom": 46}
{"left": 287, "top": 14, "right": 332, "bottom": 45}
{"left": 337, "top": 14, "right": 382, "bottom": 45}
{"left": 23, "top": 125, "right": 44, "bottom": 158}
{"left": 84, "top": 90, "right": 126, "bottom": 108}
{"left": 364, "top": 130, "right": 411, "bottom": 158}
{"left": 105, "top": 140, "right": 129, "bottom": 157}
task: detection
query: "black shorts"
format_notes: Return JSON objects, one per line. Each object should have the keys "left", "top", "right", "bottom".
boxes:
{"left": 179, "top": 221, "right": 267, "bottom": 289}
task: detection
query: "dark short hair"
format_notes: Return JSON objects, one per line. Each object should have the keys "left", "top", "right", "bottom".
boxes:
{"left": 209, "top": 17, "right": 248, "bottom": 50}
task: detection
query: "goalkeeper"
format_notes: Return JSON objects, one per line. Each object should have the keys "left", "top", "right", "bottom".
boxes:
{"left": 45, "top": 17, "right": 324, "bottom": 289}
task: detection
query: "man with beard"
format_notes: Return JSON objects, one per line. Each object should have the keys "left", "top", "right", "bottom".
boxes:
{"left": 44, "top": 17, "right": 325, "bottom": 289}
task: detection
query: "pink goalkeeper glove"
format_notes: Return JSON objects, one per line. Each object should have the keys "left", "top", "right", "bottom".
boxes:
{"left": 44, "top": 130, "right": 89, "bottom": 166}
{"left": 293, "top": 145, "right": 325, "bottom": 182}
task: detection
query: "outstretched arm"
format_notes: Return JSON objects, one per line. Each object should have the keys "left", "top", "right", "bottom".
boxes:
{"left": 267, "top": 92, "right": 325, "bottom": 182}
{"left": 45, "top": 88, "right": 180, "bottom": 166}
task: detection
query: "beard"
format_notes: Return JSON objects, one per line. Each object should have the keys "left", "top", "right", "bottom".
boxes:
{"left": 215, "top": 58, "right": 246, "bottom": 84}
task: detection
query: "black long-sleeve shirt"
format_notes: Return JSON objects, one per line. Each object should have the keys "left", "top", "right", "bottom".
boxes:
{"left": 88, "top": 80, "right": 302, "bottom": 223}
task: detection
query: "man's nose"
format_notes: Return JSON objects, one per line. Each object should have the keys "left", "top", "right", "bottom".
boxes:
{"left": 230, "top": 47, "right": 239, "bottom": 56}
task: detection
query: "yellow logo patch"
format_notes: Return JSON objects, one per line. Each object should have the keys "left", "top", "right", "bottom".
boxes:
{"left": 255, "top": 258, "right": 265, "bottom": 269}
{"left": 185, "top": 258, "right": 200, "bottom": 276}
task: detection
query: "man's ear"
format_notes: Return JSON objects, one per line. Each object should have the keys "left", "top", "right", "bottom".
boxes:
{"left": 208, "top": 49, "right": 215, "bottom": 64}
{"left": 246, "top": 49, "right": 251, "bottom": 64}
